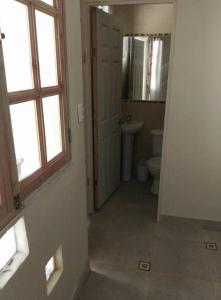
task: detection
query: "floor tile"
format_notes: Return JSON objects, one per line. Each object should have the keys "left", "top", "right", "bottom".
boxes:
{"left": 177, "top": 277, "right": 215, "bottom": 300}
{"left": 151, "top": 238, "right": 180, "bottom": 276}
{"left": 203, "top": 230, "right": 221, "bottom": 249}
{"left": 178, "top": 240, "right": 212, "bottom": 281}
{"left": 206, "top": 250, "right": 221, "bottom": 283}
{"left": 78, "top": 181, "right": 217, "bottom": 300}
{"left": 156, "top": 222, "right": 204, "bottom": 242}
{"left": 147, "top": 273, "right": 178, "bottom": 300}
{"left": 213, "top": 282, "right": 221, "bottom": 300}
{"left": 78, "top": 271, "right": 140, "bottom": 300}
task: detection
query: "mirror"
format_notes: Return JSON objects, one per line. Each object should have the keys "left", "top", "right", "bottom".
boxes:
{"left": 122, "top": 34, "right": 171, "bottom": 102}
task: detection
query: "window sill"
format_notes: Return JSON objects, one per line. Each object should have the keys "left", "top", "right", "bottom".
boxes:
{"left": 47, "top": 269, "right": 63, "bottom": 296}
{"left": 24, "top": 157, "right": 73, "bottom": 206}
{"left": 20, "top": 152, "right": 71, "bottom": 201}
{"left": 0, "top": 251, "right": 28, "bottom": 290}
{"left": 0, "top": 218, "right": 29, "bottom": 290}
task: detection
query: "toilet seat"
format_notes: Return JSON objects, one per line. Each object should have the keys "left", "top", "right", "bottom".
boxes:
{"left": 147, "top": 157, "right": 161, "bottom": 170}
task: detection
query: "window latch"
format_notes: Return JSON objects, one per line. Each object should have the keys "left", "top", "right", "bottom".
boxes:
{"left": 14, "top": 194, "right": 22, "bottom": 210}
{"left": 0, "top": 258, "right": 14, "bottom": 274}
{"left": 0, "top": 33, "right": 5, "bottom": 40}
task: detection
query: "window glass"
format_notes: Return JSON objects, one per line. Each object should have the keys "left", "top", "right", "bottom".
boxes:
{"left": 10, "top": 101, "right": 41, "bottom": 180}
{"left": 0, "top": 0, "right": 33, "bottom": 92}
{"left": 0, "top": 227, "right": 16, "bottom": 271}
{"left": 41, "top": 0, "right": 54, "bottom": 5}
{"left": 43, "top": 95, "right": 62, "bottom": 161}
{"left": 35, "top": 10, "right": 58, "bottom": 87}
{"left": 45, "top": 256, "right": 55, "bottom": 281}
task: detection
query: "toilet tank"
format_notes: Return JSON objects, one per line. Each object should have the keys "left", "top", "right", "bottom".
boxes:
{"left": 151, "top": 129, "right": 163, "bottom": 156}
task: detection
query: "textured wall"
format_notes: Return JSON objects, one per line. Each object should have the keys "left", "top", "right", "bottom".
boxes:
{"left": 1, "top": 1, "right": 89, "bottom": 299}
{"left": 159, "top": 0, "right": 221, "bottom": 222}
{"left": 113, "top": 3, "right": 175, "bottom": 34}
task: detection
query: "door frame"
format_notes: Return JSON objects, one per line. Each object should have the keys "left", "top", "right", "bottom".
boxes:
{"left": 80, "top": 0, "right": 177, "bottom": 218}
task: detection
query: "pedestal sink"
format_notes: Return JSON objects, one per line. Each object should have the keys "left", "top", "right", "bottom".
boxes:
{"left": 121, "top": 121, "right": 144, "bottom": 181}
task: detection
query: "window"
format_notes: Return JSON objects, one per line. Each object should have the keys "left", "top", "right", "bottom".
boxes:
{"left": 0, "top": 218, "right": 29, "bottom": 289}
{"left": 0, "top": 227, "right": 16, "bottom": 272}
{"left": 45, "top": 256, "right": 56, "bottom": 281}
{"left": 0, "top": 0, "right": 70, "bottom": 220}
{"left": 45, "top": 246, "right": 63, "bottom": 295}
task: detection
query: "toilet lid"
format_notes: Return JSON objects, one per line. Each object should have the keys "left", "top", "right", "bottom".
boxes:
{"left": 148, "top": 157, "right": 161, "bottom": 169}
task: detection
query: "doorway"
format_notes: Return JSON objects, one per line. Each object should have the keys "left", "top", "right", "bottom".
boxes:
{"left": 81, "top": 1, "right": 176, "bottom": 220}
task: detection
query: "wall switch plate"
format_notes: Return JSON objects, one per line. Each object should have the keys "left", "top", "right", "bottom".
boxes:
{"left": 77, "top": 103, "right": 85, "bottom": 123}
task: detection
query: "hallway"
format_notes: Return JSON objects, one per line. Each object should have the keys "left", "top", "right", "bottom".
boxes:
{"left": 78, "top": 181, "right": 221, "bottom": 299}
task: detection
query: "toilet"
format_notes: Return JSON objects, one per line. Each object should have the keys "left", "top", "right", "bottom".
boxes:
{"left": 147, "top": 129, "right": 163, "bottom": 195}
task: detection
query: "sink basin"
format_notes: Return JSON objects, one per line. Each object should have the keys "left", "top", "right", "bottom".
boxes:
{"left": 121, "top": 121, "right": 144, "bottom": 181}
{"left": 121, "top": 121, "right": 144, "bottom": 134}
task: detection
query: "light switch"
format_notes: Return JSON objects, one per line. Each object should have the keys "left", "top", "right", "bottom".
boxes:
{"left": 77, "top": 103, "right": 85, "bottom": 123}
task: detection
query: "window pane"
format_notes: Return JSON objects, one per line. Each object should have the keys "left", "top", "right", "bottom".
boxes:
{"left": 41, "top": 0, "right": 54, "bottom": 5}
{"left": 35, "top": 11, "right": 58, "bottom": 87}
{"left": 43, "top": 95, "right": 62, "bottom": 161}
{"left": 10, "top": 101, "right": 41, "bottom": 180}
{"left": 0, "top": 0, "right": 33, "bottom": 92}
{"left": 45, "top": 256, "right": 55, "bottom": 281}
{"left": 0, "top": 227, "right": 16, "bottom": 271}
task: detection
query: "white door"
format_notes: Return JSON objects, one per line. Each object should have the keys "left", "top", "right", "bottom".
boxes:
{"left": 132, "top": 39, "right": 144, "bottom": 99}
{"left": 92, "top": 9, "right": 122, "bottom": 209}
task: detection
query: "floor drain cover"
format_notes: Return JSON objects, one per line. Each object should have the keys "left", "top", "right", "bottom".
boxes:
{"left": 205, "top": 242, "right": 217, "bottom": 251}
{"left": 138, "top": 261, "right": 151, "bottom": 271}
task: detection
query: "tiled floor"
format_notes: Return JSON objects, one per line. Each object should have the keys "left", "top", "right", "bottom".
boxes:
{"left": 78, "top": 181, "right": 221, "bottom": 299}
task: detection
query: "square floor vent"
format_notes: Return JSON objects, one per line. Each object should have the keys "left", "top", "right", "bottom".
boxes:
{"left": 205, "top": 242, "right": 217, "bottom": 251}
{"left": 138, "top": 261, "right": 151, "bottom": 272}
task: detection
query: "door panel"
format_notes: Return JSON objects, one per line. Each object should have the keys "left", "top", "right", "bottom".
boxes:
{"left": 92, "top": 9, "right": 122, "bottom": 209}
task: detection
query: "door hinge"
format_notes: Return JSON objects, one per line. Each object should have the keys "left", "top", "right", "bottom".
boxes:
{"left": 68, "top": 128, "right": 72, "bottom": 144}
{"left": 14, "top": 194, "right": 22, "bottom": 210}
{"left": 91, "top": 47, "right": 96, "bottom": 58}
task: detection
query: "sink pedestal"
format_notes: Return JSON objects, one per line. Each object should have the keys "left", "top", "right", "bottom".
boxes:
{"left": 122, "top": 134, "right": 134, "bottom": 181}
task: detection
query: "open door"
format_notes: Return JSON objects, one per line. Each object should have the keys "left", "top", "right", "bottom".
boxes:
{"left": 92, "top": 8, "right": 122, "bottom": 209}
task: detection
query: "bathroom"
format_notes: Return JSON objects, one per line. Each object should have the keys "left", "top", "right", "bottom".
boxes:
{"left": 84, "top": 2, "right": 174, "bottom": 215}
{"left": 118, "top": 3, "right": 173, "bottom": 206}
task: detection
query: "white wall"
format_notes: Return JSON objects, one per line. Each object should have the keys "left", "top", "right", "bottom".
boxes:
{"left": 113, "top": 3, "right": 174, "bottom": 34}
{"left": 0, "top": 0, "right": 89, "bottom": 299}
{"left": 159, "top": 0, "right": 221, "bottom": 222}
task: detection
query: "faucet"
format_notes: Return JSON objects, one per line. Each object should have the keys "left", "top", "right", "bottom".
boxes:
{"left": 126, "top": 114, "right": 132, "bottom": 123}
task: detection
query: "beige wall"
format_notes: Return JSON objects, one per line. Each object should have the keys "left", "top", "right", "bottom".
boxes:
{"left": 1, "top": 1, "right": 89, "bottom": 299}
{"left": 122, "top": 102, "right": 165, "bottom": 169}
{"left": 113, "top": 3, "right": 175, "bottom": 34}
{"left": 159, "top": 0, "right": 221, "bottom": 222}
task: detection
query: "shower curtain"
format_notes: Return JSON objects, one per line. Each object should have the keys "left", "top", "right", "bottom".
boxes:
{"left": 149, "top": 36, "right": 171, "bottom": 101}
